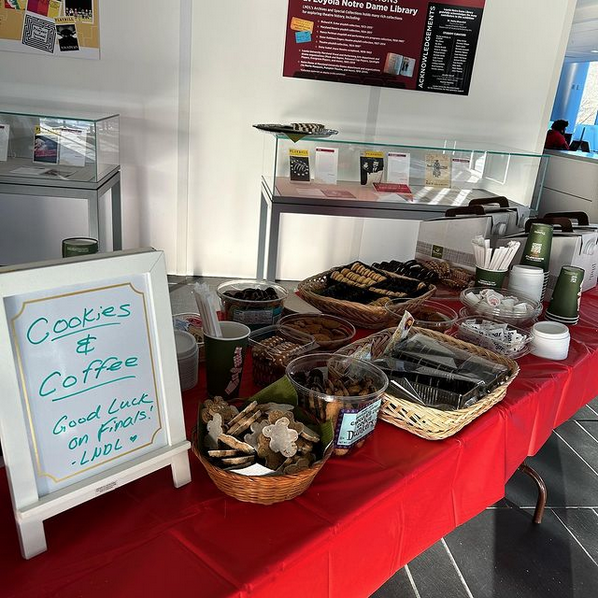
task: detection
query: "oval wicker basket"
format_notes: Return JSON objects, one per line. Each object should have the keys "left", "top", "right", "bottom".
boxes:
{"left": 297, "top": 269, "right": 436, "bottom": 330}
{"left": 337, "top": 327, "right": 519, "bottom": 440}
{"left": 191, "top": 427, "right": 332, "bottom": 505}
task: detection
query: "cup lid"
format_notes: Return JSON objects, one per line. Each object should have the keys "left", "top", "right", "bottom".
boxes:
{"left": 174, "top": 330, "right": 198, "bottom": 359}
{"left": 532, "top": 321, "right": 570, "bottom": 339}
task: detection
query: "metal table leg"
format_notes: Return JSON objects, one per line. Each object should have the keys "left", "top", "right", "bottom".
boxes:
{"left": 87, "top": 193, "right": 100, "bottom": 249}
{"left": 266, "top": 204, "right": 281, "bottom": 281}
{"left": 111, "top": 178, "right": 122, "bottom": 251}
{"left": 256, "top": 190, "right": 269, "bottom": 279}
{"left": 518, "top": 461, "right": 547, "bottom": 524}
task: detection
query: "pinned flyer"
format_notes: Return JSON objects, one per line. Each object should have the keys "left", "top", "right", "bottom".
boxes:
{"left": 290, "top": 16, "right": 314, "bottom": 33}
{"left": 314, "top": 147, "right": 338, "bottom": 185}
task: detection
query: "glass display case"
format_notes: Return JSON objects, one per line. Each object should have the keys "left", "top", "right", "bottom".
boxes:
{"left": 0, "top": 107, "right": 119, "bottom": 183}
{"left": 262, "top": 133, "right": 548, "bottom": 211}
{"left": 257, "top": 133, "right": 549, "bottom": 280}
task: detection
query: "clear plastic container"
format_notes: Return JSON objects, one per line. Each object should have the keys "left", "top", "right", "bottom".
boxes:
{"left": 286, "top": 353, "right": 389, "bottom": 456}
{"left": 385, "top": 299, "right": 458, "bottom": 332}
{"left": 450, "top": 316, "right": 533, "bottom": 359}
{"left": 279, "top": 313, "right": 356, "bottom": 350}
{"left": 460, "top": 287, "right": 542, "bottom": 326}
{"left": 248, "top": 325, "right": 317, "bottom": 387}
{"left": 217, "top": 279, "right": 288, "bottom": 331}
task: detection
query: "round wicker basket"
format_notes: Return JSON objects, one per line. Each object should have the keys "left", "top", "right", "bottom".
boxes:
{"left": 192, "top": 427, "right": 332, "bottom": 505}
{"left": 297, "top": 269, "right": 436, "bottom": 330}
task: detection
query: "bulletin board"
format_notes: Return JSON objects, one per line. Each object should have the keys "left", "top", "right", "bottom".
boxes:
{"left": 0, "top": 0, "right": 100, "bottom": 59}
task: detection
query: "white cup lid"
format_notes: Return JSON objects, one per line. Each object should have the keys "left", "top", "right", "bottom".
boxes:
{"left": 174, "top": 330, "right": 197, "bottom": 358}
{"left": 532, "top": 321, "right": 570, "bottom": 339}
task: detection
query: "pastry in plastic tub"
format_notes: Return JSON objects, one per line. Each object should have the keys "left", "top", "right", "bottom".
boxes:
{"left": 217, "top": 279, "right": 288, "bottom": 331}
{"left": 279, "top": 313, "right": 356, "bottom": 350}
{"left": 286, "top": 353, "right": 389, "bottom": 456}
{"left": 385, "top": 299, "right": 458, "bottom": 332}
{"left": 460, "top": 287, "right": 542, "bottom": 326}
{"left": 450, "top": 316, "right": 533, "bottom": 360}
{"left": 249, "top": 325, "right": 317, "bottom": 387}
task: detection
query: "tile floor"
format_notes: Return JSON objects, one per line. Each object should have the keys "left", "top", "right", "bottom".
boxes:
{"left": 372, "top": 399, "right": 598, "bottom": 598}
{"left": 168, "top": 279, "right": 598, "bottom": 598}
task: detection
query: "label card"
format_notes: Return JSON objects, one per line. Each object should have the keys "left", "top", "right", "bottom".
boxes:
{"left": 314, "top": 147, "right": 338, "bottom": 185}
{"left": 335, "top": 399, "right": 382, "bottom": 448}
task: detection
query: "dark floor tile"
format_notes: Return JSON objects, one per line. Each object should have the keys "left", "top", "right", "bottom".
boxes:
{"left": 444, "top": 508, "right": 598, "bottom": 598}
{"left": 590, "top": 396, "right": 598, "bottom": 411}
{"left": 572, "top": 404, "right": 598, "bottom": 421}
{"left": 407, "top": 539, "right": 470, "bottom": 597}
{"left": 370, "top": 567, "right": 417, "bottom": 598}
{"left": 553, "top": 508, "right": 598, "bottom": 564}
{"left": 556, "top": 421, "right": 598, "bottom": 476}
{"left": 505, "top": 432, "right": 598, "bottom": 507}
{"left": 578, "top": 421, "right": 598, "bottom": 444}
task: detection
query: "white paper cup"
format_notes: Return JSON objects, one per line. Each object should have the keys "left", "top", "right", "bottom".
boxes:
{"left": 508, "top": 265, "right": 545, "bottom": 303}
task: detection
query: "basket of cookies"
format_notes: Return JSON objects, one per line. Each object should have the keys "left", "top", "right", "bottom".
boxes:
{"left": 297, "top": 261, "right": 436, "bottom": 329}
{"left": 193, "top": 395, "right": 334, "bottom": 504}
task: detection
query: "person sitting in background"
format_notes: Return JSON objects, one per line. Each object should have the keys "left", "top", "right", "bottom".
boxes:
{"left": 545, "top": 119, "right": 570, "bottom": 150}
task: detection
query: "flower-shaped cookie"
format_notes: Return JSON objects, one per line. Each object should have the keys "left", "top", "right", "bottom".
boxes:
{"left": 262, "top": 417, "right": 299, "bottom": 458}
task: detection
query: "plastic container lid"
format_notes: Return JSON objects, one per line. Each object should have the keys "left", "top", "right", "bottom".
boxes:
{"left": 286, "top": 352, "right": 389, "bottom": 405}
{"left": 217, "top": 279, "right": 288, "bottom": 304}
{"left": 174, "top": 330, "right": 198, "bottom": 360}
{"left": 532, "top": 321, "right": 570, "bottom": 340}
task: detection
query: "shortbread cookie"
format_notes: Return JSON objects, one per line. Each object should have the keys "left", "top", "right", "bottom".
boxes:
{"left": 218, "top": 433, "right": 255, "bottom": 454}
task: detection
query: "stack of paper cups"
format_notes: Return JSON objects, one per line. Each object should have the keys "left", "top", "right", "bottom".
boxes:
{"left": 521, "top": 223, "right": 553, "bottom": 300}
{"left": 508, "top": 265, "right": 545, "bottom": 303}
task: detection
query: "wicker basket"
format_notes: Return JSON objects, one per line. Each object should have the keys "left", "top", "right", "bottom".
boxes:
{"left": 338, "top": 327, "right": 519, "bottom": 440}
{"left": 297, "top": 269, "right": 436, "bottom": 329}
{"left": 191, "top": 427, "right": 332, "bottom": 505}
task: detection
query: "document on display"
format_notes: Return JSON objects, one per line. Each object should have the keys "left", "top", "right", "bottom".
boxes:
{"left": 314, "top": 147, "right": 338, "bottom": 184}
{"left": 0, "top": 124, "right": 9, "bottom": 162}
{"left": 386, "top": 152, "right": 411, "bottom": 185}
{"left": 58, "top": 127, "right": 87, "bottom": 167}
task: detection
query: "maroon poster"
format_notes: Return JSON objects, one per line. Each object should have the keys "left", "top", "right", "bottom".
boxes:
{"left": 283, "top": 0, "right": 485, "bottom": 95}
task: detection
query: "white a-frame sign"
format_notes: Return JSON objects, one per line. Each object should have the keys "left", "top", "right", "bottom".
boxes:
{"left": 0, "top": 249, "right": 191, "bottom": 559}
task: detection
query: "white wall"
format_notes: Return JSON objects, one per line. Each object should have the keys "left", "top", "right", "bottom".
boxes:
{"left": 188, "top": 0, "right": 576, "bottom": 280}
{"left": 0, "top": 0, "right": 576, "bottom": 279}
{"left": 0, "top": 0, "right": 184, "bottom": 270}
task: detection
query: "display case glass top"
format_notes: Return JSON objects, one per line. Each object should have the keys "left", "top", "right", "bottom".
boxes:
{"left": 262, "top": 133, "right": 547, "bottom": 212}
{"left": 0, "top": 107, "right": 120, "bottom": 184}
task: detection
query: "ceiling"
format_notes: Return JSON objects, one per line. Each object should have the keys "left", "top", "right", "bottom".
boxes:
{"left": 566, "top": 0, "right": 598, "bottom": 62}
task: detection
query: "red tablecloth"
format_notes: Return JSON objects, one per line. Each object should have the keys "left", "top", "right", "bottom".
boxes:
{"left": 2, "top": 291, "right": 598, "bottom": 598}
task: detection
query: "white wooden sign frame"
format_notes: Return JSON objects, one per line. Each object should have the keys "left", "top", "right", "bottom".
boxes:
{"left": 0, "top": 249, "right": 191, "bottom": 559}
